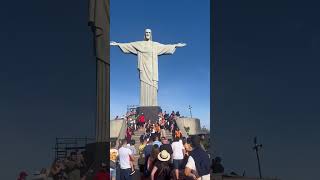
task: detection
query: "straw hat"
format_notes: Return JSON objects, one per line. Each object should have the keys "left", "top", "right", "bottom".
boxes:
{"left": 157, "top": 150, "right": 171, "bottom": 161}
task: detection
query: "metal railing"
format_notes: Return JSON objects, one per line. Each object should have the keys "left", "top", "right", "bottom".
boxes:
{"left": 53, "top": 137, "right": 95, "bottom": 160}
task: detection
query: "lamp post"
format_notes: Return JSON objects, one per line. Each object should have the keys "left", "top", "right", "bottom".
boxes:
{"left": 253, "top": 136, "right": 263, "bottom": 179}
{"left": 188, "top": 105, "right": 192, "bottom": 118}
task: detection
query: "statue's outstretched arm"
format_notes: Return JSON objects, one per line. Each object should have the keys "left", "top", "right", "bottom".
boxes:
{"left": 175, "top": 43, "right": 187, "bottom": 48}
{"left": 110, "top": 41, "right": 119, "bottom": 46}
{"left": 111, "top": 41, "right": 138, "bottom": 55}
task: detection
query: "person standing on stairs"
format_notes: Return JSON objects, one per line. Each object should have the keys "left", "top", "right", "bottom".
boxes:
{"left": 110, "top": 141, "right": 119, "bottom": 180}
{"left": 127, "top": 140, "right": 137, "bottom": 176}
{"left": 138, "top": 138, "right": 148, "bottom": 180}
{"left": 126, "top": 127, "right": 132, "bottom": 143}
{"left": 138, "top": 113, "right": 145, "bottom": 130}
{"left": 160, "top": 137, "right": 173, "bottom": 157}
{"left": 171, "top": 137, "right": 185, "bottom": 180}
{"left": 118, "top": 139, "right": 135, "bottom": 180}
{"left": 150, "top": 150, "right": 172, "bottom": 180}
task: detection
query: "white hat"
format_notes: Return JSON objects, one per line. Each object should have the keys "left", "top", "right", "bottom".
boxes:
{"left": 157, "top": 150, "right": 171, "bottom": 162}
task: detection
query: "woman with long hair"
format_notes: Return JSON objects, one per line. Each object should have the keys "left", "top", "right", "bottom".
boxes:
{"left": 146, "top": 144, "right": 160, "bottom": 178}
{"left": 126, "top": 127, "right": 132, "bottom": 142}
{"left": 150, "top": 150, "right": 171, "bottom": 180}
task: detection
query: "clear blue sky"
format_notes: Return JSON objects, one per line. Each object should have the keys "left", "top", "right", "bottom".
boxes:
{"left": 110, "top": 0, "right": 211, "bottom": 129}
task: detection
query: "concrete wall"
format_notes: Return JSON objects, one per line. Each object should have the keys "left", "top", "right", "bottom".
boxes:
{"left": 110, "top": 119, "right": 126, "bottom": 139}
{"left": 175, "top": 117, "right": 202, "bottom": 136}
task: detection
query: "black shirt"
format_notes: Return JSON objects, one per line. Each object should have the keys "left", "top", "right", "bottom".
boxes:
{"left": 160, "top": 144, "right": 173, "bottom": 155}
{"left": 154, "top": 161, "right": 171, "bottom": 180}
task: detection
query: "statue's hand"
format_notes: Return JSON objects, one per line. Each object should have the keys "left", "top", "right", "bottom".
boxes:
{"left": 110, "top": 41, "right": 118, "bottom": 46}
{"left": 176, "top": 43, "right": 187, "bottom": 47}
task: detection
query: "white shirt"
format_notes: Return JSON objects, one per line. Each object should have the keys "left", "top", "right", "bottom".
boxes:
{"left": 118, "top": 146, "right": 132, "bottom": 169}
{"left": 127, "top": 144, "right": 137, "bottom": 155}
{"left": 171, "top": 141, "right": 185, "bottom": 160}
{"left": 186, "top": 156, "right": 210, "bottom": 180}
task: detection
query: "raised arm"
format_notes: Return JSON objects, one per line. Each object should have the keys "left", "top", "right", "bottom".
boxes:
{"left": 150, "top": 166, "right": 158, "bottom": 180}
{"left": 175, "top": 43, "right": 187, "bottom": 48}
{"left": 110, "top": 41, "right": 119, "bottom": 46}
{"left": 110, "top": 41, "right": 139, "bottom": 55}
{"left": 157, "top": 42, "right": 187, "bottom": 56}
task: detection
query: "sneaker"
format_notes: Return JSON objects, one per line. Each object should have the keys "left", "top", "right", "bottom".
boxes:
{"left": 129, "top": 170, "right": 136, "bottom": 176}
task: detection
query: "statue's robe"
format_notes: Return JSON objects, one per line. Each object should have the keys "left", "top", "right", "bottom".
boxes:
{"left": 118, "top": 41, "right": 176, "bottom": 106}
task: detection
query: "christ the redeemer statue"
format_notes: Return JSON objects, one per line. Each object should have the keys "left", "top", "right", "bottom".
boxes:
{"left": 110, "top": 29, "right": 186, "bottom": 106}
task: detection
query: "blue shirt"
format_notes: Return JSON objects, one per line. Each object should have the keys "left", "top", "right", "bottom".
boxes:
{"left": 153, "top": 141, "right": 162, "bottom": 147}
{"left": 144, "top": 144, "right": 153, "bottom": 157}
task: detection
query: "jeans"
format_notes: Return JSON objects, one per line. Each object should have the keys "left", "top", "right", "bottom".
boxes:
{"left": 173, "top": 159, "right": 184, "bottom": 169}
{"left": 120, "top": 168, "right": 132, "bottom": 180}
{"left": 110, "top": 168, "right": 116, "bottom": 178}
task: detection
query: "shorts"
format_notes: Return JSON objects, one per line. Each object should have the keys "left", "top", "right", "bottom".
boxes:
{"left": 110, "top": 168, "right": 116, "bottom": 178}
{"left": 173, "top": 159, "right": 184, "bottom": 169}
{"left": 120, "top": 168, "right": 132, "bottom": 180}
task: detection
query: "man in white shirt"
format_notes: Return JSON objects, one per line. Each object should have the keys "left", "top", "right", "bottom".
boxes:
{"left": 171, "top": 137, "right": 185, "bottom": 180}
{"left": 127, "top": 140, "right": 137, "bottom": 175}
{"left": 118, "top": 139, "right": 135, "bottom": 180}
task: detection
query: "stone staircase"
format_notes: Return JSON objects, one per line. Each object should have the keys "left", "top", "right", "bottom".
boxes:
{"left": 130, "top": 128, "right": 173, "bottom": 168}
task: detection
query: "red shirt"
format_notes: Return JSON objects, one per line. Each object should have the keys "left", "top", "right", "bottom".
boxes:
{"left": 139, "top": 115, "right": 145, "bottom": 123}
{"left": 126, "top": 129, "right": 132, "bottom": 139}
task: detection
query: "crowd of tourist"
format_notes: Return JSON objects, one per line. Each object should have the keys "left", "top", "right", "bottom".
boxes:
{"left": 48, "top": 151, "right": 89, "bottom": 180}
{"left": 17, "top": 110, "right": 223, "bottom": 180}
{"left": 110, "top": 110, "right": 224, "bottom": 180}
{"left": 124, "top": 110, "right": 185, "bottom": 144}
{"left": 17, "top": 151, "right": 109, "bottom": 180}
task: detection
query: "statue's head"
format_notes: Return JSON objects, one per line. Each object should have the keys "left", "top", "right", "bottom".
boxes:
{"left": 144, "top": 29, "right": 152, "bottom": 41}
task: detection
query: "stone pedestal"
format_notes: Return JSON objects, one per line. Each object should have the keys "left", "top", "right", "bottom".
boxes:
{"left": 136, "top": 106, "right": 162, "bottom": 123}
{"left": 175, "top": 117, "right": 202, "bottom": 136}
